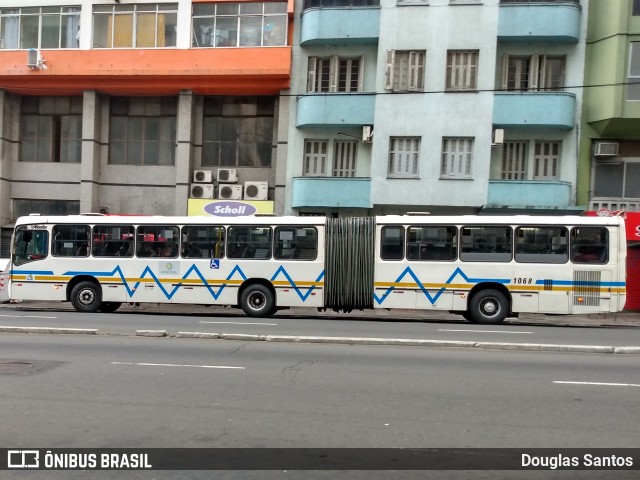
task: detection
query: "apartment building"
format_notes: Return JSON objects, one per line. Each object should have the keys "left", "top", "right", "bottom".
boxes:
{"left": 286, "top": 0, "right": 587, "bottom": 216}
{"left": 0, "top": 0, "right": 294, "bottom": 255}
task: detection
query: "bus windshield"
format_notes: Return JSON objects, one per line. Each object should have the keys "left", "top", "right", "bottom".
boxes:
{"left": 12, "top": 226, "right": 49, "bottom": 266}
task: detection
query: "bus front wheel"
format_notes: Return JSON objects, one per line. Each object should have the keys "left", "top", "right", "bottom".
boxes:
{"left": 469, "top": 289, "right": 508, "bottom": 325}
{"left": 70, "top": 281, "right": 102, "bottom": 313}
{"left": 240, "top": 284, "right": 274, "bottom": 318}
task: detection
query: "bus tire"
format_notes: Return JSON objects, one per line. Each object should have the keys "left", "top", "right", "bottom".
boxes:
{"left": 99, "top": 302, "right": 122, "bottom": 313}
{"left": 240, "top": 284, "right": 274, "bottom": 318}
{"left": 469, "top": 289, "right": 508, "bottom": 325}
{"left": 70, "top": 281, "right": 102, "bottom": 313}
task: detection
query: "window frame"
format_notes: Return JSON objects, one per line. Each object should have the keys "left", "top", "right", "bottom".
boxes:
{"left": 274, "top": 226, "right": 319, "bottom": 261}
{"left": 446, "top": 50, "right": 478, "bottom": 92}
{"left": 307, "top": 56, "right": 363, "bottom": 93}
{"left": 388, "top": 137, "right": 420, "bottom": 179}
{"left": 514, "top": 226, "right": 568, "bottom": 264}
{"left": 384, "top": 49, "right": 426, "bottom": 92}
{"left": 533, "top": 141, "right": 560, "bottom": 180}
{"left": 407, "top": 225, "right": 458, "bottom": 262}
{"left": 0, "top": 6, "right": 81, "bottom": 50}
{"left": 441, "top": 137, "right": 474, "bottom": 179}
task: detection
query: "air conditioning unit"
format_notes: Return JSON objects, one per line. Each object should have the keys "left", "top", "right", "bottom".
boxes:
{"left": 244, "top": 181, "right": 268, "bottom": 201}
{"left": 190, "top": 184, "right": 214, "bottom": 199}
{"left": 218, "top": 184, "right": 242, "bottom": 200}
{"left": 193, "top": 169, "right": 213, "bottom": 183}
{"left": 594, "top": 142, "right": 619, "bottom": 157}
{"left": 362, "top": 125, "right": 373, "bottom": 143}
{"left": 217, "top": 168, "right": 238, "bottom": 183}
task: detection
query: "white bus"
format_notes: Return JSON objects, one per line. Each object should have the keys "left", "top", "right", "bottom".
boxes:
{"left": 8, "top": 214, "right": 626, "bottom": 324}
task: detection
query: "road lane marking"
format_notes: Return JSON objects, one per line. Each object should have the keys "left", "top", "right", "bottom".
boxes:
{"left": 0, "top": 314, "right": 58, "bottom": 319}
{"left": 554, "top": 381, "right": 640, "bottom": 387}
{"left": 199, "top": 321, "right": 278, "bottom": 326}
{"left": 438, "top": 329, "right": 533, "bottom": 334}
{"left": 110, "top": 362, "right": 245, "bottom": 370}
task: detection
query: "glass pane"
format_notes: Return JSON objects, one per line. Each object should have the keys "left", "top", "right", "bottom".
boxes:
{"left": 407, "top": 226, "right": 457, "bottom": 261}
{"left": 109, "top": 141, "right": 126, "bottom": 164}
{"left": 215, "top": 16, "right": 237, "bottom": 47}
{"left": 624, "top": 162, "right": 640, "bottom": 198}
{"left": 592, "top": 163, "right": 624, "bottom": 198}
{"left": 162, "top": 13, "right": 177, "bottom": 47}
{"left": 136, "top": 13, "right": 156, "bottom": 48}
{"left": 61, "top": 13, "right": 80, "bottom": 48}
{"left": 460, "top": 226, "right": 512, "bottom": 262}
{"left": 571, "top": 227, "right": 608, "bottom": 264}
{"left": 239, "top": 16, "right": 262, "bottom": 46}
{"left": 144, "top": 141, "right": 159, "bottom": 165}
{"left": 380, "top": 226, "right": 404, "bottom": 260}
{"left": 20, "top": 15, "right": 39, "bottom": 49}
{"left": 515, "top": 226, "right": 568, "bottom": 264}
{"left": 41, "top": 15, "right": 61, "bottom": 48}
{"left": 263, "top": 15, "right": 286, "bottom": 46}
{"left": 92, "top": 14, "right": 110, "bottom": 48}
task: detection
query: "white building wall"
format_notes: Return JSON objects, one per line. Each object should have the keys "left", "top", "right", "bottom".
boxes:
{"left": 370, "top": 0, "right": 499, "bottom": 211}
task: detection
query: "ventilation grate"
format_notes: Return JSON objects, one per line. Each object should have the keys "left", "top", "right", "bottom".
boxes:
{"left": 573, "top": 270, "right": 601, "bottom": 307}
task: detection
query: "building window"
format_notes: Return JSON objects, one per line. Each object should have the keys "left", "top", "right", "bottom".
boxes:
{"left": 441, "top": 137, "right": 473, "bottom": 179}
{"left": 303, "top": 140, "right": 328, "bottom": 176}
{"left": 501, "top": 141, "right": 527, "bottom": 180}
{"left": 333, "top": 140, "right": 357, "bottom": 177}
{"left": 446, "top": 50, "right": 478, "bottom": 91}
{"left": 192, "top": 2, "right": 287, "bottom": 48}
{"left": 633, "top": 0, "right": 640, "bottom": 15}
{"left": 502, "top": 55, "right": 566, "bottom": 92}
{"left": 592, "top": 159, "right": 640, "bottom": 200}
{"left": 628, "top": 43, "right": 640, "bottom": 100}
{"left": 93, "top": 3, "right": 177, "bottom": 48}
{"left": 109, "top": 97, "right": 177, "bottom": 166}
{"left": 20, "top": 97, "right": 82, "bottom": 163}
{"left": 384, "top": 50, "right": 425, "bottom": 92}
{"left": 0, "top": 6, "right": 80, "bottom": 49}
{"left": 13, "top": 199, "right": 80, "bottom": 219}
{"left": 202, "top": 96, "right": 274, "bottom": 168}
{"left": 533, "top": 141, "right": 560, "bottom": 180}
{"left": 307, "top": 57, "right": 362, "bottom": 93}
{"left": 388, "top": 137, "right": 420, "bottom": 178}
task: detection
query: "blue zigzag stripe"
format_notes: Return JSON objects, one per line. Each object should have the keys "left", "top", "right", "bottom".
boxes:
{"left": 374, "top": 267, "right": 510, "bottom": 306}
{"left": 63, "top": 264, "right": 322, "bottom": 302}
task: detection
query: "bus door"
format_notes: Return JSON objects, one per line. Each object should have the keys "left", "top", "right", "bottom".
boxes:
{"left": 568, "top": 226, "right": 612, "bottom": 314}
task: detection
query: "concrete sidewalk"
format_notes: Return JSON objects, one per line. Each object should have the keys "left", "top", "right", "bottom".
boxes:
{"left": 2, "top": 299, "right": 640, "bottom": 328}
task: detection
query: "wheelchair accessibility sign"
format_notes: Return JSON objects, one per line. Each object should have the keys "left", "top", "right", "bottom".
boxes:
{"left": 210, "top": 259, "right": 220, "bottom": 269}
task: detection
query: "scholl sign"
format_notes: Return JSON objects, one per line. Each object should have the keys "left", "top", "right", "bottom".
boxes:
{"left": 204, "top": 201, "right": 257, "bottom": 217}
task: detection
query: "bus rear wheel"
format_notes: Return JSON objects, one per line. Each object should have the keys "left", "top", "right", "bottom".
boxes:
{"left": 99, "top": 302, "right": 122, "bottom": 313}
{"left": 70, "top": 281, "right": 102, "bottom": 313}
{"left": 240, "top": 284, "right": 274, "bottom": 318}
{"left": 469, "top": 289, "right": 508, "bottom": 325}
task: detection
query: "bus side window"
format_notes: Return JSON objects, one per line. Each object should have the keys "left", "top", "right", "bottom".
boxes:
{"left": 380, "top": 226, "right": 404, "bottom": 260}
{"left": 571, "top": 227, "right": 608, "bottom": 264}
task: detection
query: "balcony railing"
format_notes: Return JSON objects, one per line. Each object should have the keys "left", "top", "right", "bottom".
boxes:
{"left": 303, "top": 0, "right": 380, "bottom": 10}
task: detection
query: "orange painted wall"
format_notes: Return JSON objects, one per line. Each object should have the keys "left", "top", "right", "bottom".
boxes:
{"left": 0, "top": 48, "right": 291, "bottom": 95}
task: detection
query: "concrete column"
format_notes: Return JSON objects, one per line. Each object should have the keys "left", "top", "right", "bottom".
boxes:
{"left": 79, "top": 91, "right": 102, "bottom": 213}
{"left": 174, "top": 90, "right": 194, "bottom": 215}
{"left": 0, "top": 90, "right": 17, "bottom": 226}
{"left": 273, "top": 94, "right": 290, "bottom": 216}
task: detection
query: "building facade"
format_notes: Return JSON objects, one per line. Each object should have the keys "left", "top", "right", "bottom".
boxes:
{"left": 579, "top": 0, "right": 640, "bottom": 213}
{"left": 0, "top": 0, "right": 294, "bottom": 255}
{"left": 286, "top": 0, "right": 587, "bottom": 216}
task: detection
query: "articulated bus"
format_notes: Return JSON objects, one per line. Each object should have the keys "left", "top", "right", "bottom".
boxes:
{"left": 9, "top": 214, "right": 626, "bottom": 324}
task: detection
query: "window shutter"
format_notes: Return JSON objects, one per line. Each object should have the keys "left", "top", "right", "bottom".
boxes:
{"left": 357, "top": 56, "right": 364, "bottom": 92}
{"left": 501, "top": 55, "right": 510, "bottom": 90}
{"left": 307, "top": 57, "right": 317, "bottom": 93}
{"left": 408, "top": 51, "right": 424, "bottom": 91}
{"left": 529, "top": 55, "right": 540, "bottom": 91}
{"left": 329, "top": 56, "right": 339, "bottom": 92}
{"left": 384, "top": 49, "right": 396, "bottom": 90}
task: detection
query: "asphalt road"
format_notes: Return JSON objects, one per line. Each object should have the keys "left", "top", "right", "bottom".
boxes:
{"left": 1, "top": 332, "right": 638, "bottom": 480}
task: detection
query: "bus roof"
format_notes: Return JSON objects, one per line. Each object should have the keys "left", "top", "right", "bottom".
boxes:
{"left": 375, "top": 214, "right": 626, "bottom": 227}
{"left": 14, "top": 214, "right": 327, "bottom": 227}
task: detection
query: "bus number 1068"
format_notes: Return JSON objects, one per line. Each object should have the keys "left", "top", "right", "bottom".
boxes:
{"left": 513, "top": 277, "right": 533, "bottom": 285}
